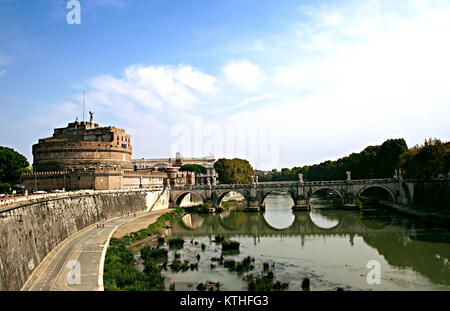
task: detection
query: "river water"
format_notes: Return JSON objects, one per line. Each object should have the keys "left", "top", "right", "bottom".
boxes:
{"left": 138, "top": 194, "right": 450, "bottom": 291}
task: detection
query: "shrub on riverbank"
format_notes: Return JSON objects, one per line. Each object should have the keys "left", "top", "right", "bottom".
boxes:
{"left": 104, "top": 208, "right": 184, "bottom": 291}
{"left": 103, "top": 240, "right": 165, "bottom": 291}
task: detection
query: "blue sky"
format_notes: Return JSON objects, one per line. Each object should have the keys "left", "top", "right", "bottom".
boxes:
{"left": 1, "top": 0, "right": 449, "bottom": 170}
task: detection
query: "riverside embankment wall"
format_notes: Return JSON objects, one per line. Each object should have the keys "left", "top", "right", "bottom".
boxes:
{"left": 410, "top": 180, "right": 450, "bottom": 214}
{"left": 0, "top": 189, "right": 168, "bottom": 291}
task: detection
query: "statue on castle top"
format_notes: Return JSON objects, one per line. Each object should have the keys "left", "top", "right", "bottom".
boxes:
{"left": 298, "top": 173, "right": 304, "bottom": 183}
{"left": 89, "top": 111, "right": 94, "bottom": 122}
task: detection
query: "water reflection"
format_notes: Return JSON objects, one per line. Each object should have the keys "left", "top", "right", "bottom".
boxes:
{"left": 219, "top": 211, "right": 248, "bottom": 231}
{"left": 180, "top": 214, "right": 204, "bottom": 229}
{"left": 164, "top": 194, "right": 450, "bottom": 290}
{"left": 263, "top": 193, "right": 295, "bottom": 229}
{"left": 309, "top": 210, "right": 341, "bottom": 229}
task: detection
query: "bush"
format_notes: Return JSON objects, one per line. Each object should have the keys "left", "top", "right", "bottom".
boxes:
{"left": 244, "top": 273, "right": 289, "bottom": 291}
{"left": 168, "top": 238, "right": 185, "bottom": 249}
{"left": 0, "top": 182, "right": 11, "bottom": 194}
{"left": 140, "top": 247, "right": 168, "bottom": 263}
{"left": 222, "top": 240, "right": 240, "bottom": 251}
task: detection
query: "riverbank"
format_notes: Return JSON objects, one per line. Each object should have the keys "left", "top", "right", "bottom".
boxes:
{"left": 103, "top": 208, "right": 184, "bottom": 291}
{"left": 380, "top": 200, "right": 450, "bottom": 225}
{"left": 113, "top": 209, "right": 173, "bottom": 239}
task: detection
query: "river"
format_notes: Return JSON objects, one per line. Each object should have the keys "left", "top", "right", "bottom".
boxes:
{"left": 136, "top": 193, "right": 450, "bottom": 291}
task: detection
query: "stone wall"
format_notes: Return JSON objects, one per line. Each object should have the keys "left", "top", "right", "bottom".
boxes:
{"left": 0, "top": 190, "right": 166, "bottom": 291}
{"left": 149, "top": 188, "right": 170, "bottom": 211}
{"left": 411, "top": 180, "right": 450, "bottom": 214}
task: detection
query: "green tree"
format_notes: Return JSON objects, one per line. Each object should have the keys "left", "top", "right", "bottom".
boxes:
{"left": 443, "top": 144, "right": 450, "bottom": 176}
{"left": 258, "top": 138, "right": 409, "bottom": 182}
{"left": 214, "top": 158, "right": 254, "bottom": 184}
{"left": 400, "top": 139, "right": 449, "bottom": 179}
{"left": 376, "top": 139, "right": 408, "bottom": 178}
{"left": 0, "top": 183, "right": 11, "bottom": 193}
{"left": 0, "top": 146, "right": 30, "bottom": 186}
{"left": 179, "top": 164, "right": 207, "bottom": 174}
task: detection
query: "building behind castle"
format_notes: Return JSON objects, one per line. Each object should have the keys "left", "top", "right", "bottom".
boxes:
{"left": 21, "top": 120, "right": 216, "bottom": 191}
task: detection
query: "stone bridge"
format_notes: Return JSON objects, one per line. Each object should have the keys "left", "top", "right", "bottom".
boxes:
{"left": 169, "top": 177, "right": 405, "bottom": 211}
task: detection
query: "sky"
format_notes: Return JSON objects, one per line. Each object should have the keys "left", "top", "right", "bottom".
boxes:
{"left": 0, "top": 0, "right": 449, "bottom": 170}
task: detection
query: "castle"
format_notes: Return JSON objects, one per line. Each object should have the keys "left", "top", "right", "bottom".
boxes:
{"left": 21, "top": 119, "right": 217, "bottom": 191}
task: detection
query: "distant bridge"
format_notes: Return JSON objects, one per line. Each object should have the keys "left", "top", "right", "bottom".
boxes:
{"left": 169, "top": 177, "right": 405, "bottom": 211}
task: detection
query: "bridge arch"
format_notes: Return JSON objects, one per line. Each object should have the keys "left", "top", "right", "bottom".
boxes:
{"left": 172, "top": 191, "right": 205, "bottom": 208}
{"left": 261, "top": 190, "right": 295, "bottom": 206}
{"left": 358, "top": 185, "right": 395, "bottom": 202}
{"left": 309, "top": 187, "right": 345, "bottom": 203}
{"left": 216, "top": 189, "right": 250, "bottom": 206}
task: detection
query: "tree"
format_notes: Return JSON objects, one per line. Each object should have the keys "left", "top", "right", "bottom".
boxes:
{"left": 214, "top": 158, "right": 254, "bottom": 184}
{"left": 179, "top": 164, "right": 207, "bottom": 174}
{"left": 0, "top": 146, "right": 30, "bottom": 186}
{"left": 376, "top": 139, "right": 408, "bottom": 178}
{"left": 258, "top": 138, "right": 409, "bottom": 182}
{"left": 400, "top": 139, "right": 449, "bottom": 179}
{"left": 444, "top": 143, "right": 450, "bottom": 176}
{"left": 0, "top": 183, "right": 11, "bottom": 193}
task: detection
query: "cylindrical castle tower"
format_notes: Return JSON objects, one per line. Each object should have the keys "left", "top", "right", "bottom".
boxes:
{"left": 32, "top": 121, "right": 132, "bottom": 172}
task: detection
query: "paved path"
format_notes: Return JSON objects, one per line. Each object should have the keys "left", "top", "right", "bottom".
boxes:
{"left": 24, "top": 210, "right": 169, "bottom": 291}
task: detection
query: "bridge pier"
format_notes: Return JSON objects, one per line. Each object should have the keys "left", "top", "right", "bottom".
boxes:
{"left": 245, "top": 198, "right": 261, "bottom": 212}
{"left": 292, "top": 196, "right": 310, "bottom": 211}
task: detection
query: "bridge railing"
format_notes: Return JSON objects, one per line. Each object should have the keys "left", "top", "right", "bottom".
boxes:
{"left": 171, "top": 178, "right": 399, "bottom": 191}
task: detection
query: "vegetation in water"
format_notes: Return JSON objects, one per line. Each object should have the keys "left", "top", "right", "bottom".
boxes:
{"left": 244, "top": 270, "right": 289, "bottom": 291}
{"left": 213, "top": 235, "right": 225, "bottom": 244}
{"left": 301, "top": 277, "right": 310, "bottom": 291}
{"left": 168, "top": 238, "right": 185, "bottom": 249}
{"left": 140, "top": 247, "right": 168, "bottom": 263}
{"left": 221, "top": 240, "right": 240, "bottom": 251}
{"left": 170, "top": 258, "right": 190, "bottom": 272}
{"left": 196, "top": 281, "right": 221, "bottom": 291}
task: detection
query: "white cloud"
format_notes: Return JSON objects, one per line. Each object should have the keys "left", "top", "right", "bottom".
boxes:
{"left": 86, "top": 64, "right": 217, "bottom": 114}
{"left": 222, "top": 60, "right": 265, "bottom": 92}
{"left": 0, "top": 70, "right": 6, "bottom": 77}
